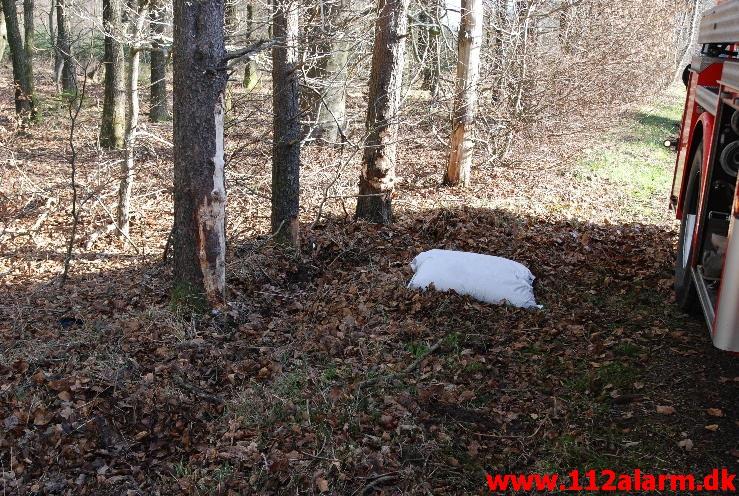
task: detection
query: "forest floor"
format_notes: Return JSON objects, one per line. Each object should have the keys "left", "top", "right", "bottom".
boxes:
{"left": 1, "top": 74, "right": 738, "bottom": 496}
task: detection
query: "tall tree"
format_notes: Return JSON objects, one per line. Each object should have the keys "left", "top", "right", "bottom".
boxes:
{"left": 117, "top": 0, "right": 148, "bottom": 238}
{"left": 242, "top": 3, "right": 259, "bottom": 90}
{"left": 304, "top": 0, "right": 349, "bottom": 144}
{"left": 0, "top": 3, "right": 7, "bottom": 62}
{"left": 101, "top": 0, "right": 126, "bottom": 147}
{"left": 1, "top": 0, "right": 35, "bottom": 121}
{"left": 271, "top": 0, "right": 300, "bottom": 246}
{"left": 172, "top": 0, "right": 228, "bottom": 308}
{"left": 148, "top": 0, "right": 170, "bottom": 121}
{"left": 56, "top": 0, "right": 76, "bottom": 94}
{"left": 444, "top": 0, "right": 483, "bottom": 187}
{"left": 23, "top": 0, "right": 34, "bottom": 103}
{"left": 356, "top": 0, "right": 410, "bottom": 224}
{"left": 418, "top": 0, "right": 440, "bottom": 96}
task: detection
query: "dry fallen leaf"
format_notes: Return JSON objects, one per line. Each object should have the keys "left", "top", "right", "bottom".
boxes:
{"left": 656, "top": 405, "right": 676, "bottom": 415}
{"left": 677, "top": 439, "right": 694, "bottom": 451}
{"left": 316, "top": 478, "right": 329, "bottom": 493}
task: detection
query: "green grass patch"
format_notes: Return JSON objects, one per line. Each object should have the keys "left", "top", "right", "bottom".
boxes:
{"left": 578, "top": 89, "right": 685, "bottom": 217}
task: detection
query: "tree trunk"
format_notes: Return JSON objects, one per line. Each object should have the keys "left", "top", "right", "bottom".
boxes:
{"left": 23, "top": 0, "right": 34, "bottom": 106}
{"left": 56, "top": 0, "right": 76, "bottom": 94}
{"left": 148, "top": 0, "right": 169, "bottom": 121}
{"left": 356, "top": 0, "right": 410, "bottom": 224}
{"left": 242, "top": 3, "right": 259, "bottom": 90}
{"left": 48, "top": 0, "right": 63, "bottom": 91}
{"left": 101, "top": 0, "right": 126, "bottom": 148}
{"left": 271, "top": 0, "right": 300, "bottom": 246}
{"left": 304, "top": 0, "right": 349, "bottom": 145}
{"left": 418, "top": 0, "right": 440, "bottom": 96}
{"left": 172, "top": 0, "right": 228, "bottom": 309}
{"left": 445, "top": 0, "right": 483, "bottom": 187}
{"left": 117, "top": 0, "right": 147, "bottom": 238}
{"left": 0, "top": 3, "right": 6, "bottom": 62}
{"left": 1, "top": 0, "right": 35, "bottom": 121}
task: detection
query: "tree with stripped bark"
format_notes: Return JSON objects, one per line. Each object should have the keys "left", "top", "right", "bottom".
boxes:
{"left": 445, "top": 0, "right": 483, "bottom": 187}
{"left": 172, "top": 0, "right": 229, "bottom": 308}
{"left": 271, "top": 0, "right": 301, "bottom": 246}
{"left": 356, "top": 0, "right": 410, "bottom": 224}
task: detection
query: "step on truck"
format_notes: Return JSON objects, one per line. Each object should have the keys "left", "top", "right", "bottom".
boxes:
{"left": 672, "top": 0, "right": 739, "bottom": 351}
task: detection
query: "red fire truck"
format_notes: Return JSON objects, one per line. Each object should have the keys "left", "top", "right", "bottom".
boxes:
{"left": 672, "top": 0, "right": 739, "bottom": 352}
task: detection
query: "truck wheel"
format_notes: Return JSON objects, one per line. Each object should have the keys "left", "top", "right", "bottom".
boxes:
{"left": 675, "top": 144, "right": 702, "bottom": 313}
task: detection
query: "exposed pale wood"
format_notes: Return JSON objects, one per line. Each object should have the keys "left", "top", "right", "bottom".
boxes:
{"left": 356, "top": 0, "right": 411, "bottom": 224}
{"left": 445, "top": 0, "right": 483, "bottom": 187}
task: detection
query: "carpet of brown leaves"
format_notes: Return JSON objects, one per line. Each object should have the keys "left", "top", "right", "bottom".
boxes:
{"left": 1, "top": 71, "right": 737, "bottom": 495}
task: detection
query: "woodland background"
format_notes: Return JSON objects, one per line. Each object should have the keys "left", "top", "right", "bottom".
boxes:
{"left": 1, "top": 0, "right": 738, "bottom": 495}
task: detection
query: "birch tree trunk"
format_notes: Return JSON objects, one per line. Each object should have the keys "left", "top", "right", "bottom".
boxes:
{"left": 444, "top": 0, "right": 483, "bottom": 187}
{"left": 356, "top": 0, "right": 410, "bottom": 224}
{"left": 56, "top": 0, "right": 76, "bottom": 94}
{"left": 271, "top": 0, "right": 300, "bottom": 246}
{"left": 101, "top": 0, "right": 126, "bottom": 148}
{"left": 1, "top": 0, "right": 35, "bottom": 121}
{"left": 116, "top": 0, "right": 147, "bottom": 238}
{"left": 173, "top": 0, "right": 228, "bottom": 309}
{"left": 148, "top": 0, "right": 170, "bottom": 121}
{"left": 304, "top": 0, "right": 349, "bottom": 145}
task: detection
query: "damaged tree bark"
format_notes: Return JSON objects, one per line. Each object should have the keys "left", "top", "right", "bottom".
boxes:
{"left": 445, "top": 0, "right": 483, "bottom": 187}
{"left": 271, "top": 0, "right": 301, "bottom": 247}
{"left": 172, "top": 0, "right": 228, "bottom": 309}
{"left": 356, "top": 0, "right": 410, "bottom": 224}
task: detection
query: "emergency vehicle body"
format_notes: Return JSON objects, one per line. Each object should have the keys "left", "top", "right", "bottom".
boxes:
{"left": 672, "top": 0, "right": 739, "bottom": 351}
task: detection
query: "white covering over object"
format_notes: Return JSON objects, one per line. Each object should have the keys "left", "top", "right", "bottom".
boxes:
{"left": 408, "top": 249, "right": 540, "bottom": 309}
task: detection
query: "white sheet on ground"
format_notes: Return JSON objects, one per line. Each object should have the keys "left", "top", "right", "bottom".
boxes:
{"left": 408, "top": 249, "right": 540, "bottom": 309}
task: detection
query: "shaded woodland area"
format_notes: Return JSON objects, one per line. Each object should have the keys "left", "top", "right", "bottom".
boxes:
{"left": 1, "top": 0, "right": 737, "bottom": 494}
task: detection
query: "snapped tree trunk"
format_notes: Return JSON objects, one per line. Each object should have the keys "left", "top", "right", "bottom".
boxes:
{"left": 0, "top": 3, "right": 6, "bottom": 62}
{"left": 271, "top": 0, "right": 300, "bottom": 246}
{"left": 242, "top": 3, "right": 259, "bottom": 90}
{"left": 172, "top": 0, "right": 228, "bottom": 309}
{"left": 117, "top": 0, "right": 147, "bottom": 238}
{"left": 304, "top": 0, "right": 349, "bottom": 145}
{"left": 101, "top": 0, "right": 126, "bottom": 148}
{"left": 1, "top": 0, "right": 35, "bottom": 121}
{"left": 445, "top": 0, "right": 483, "bottom": 187}
{"left": 148, "top": 0, "right": 169, "bottom": 121}
{"left": 356, "top": 0, "right": 410, "bottom": 224}
{"left": 56, "top": 0, "right": 76, "bottom": 94}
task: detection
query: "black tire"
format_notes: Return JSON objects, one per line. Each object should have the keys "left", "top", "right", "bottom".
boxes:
{"left": 675, "top": 144, "right": 702, "bottom": 313}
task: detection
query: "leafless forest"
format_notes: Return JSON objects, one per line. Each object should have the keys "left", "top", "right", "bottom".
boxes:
{"left": 1, "top": 0, "right": 737, "bottom": 494}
